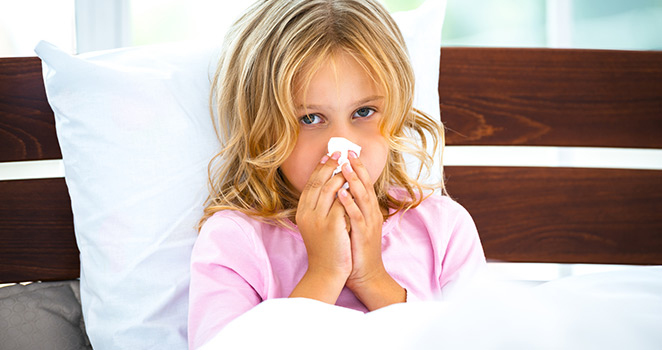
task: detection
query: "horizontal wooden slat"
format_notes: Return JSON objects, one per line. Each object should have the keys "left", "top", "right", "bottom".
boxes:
{"left": 439, "top": 48, "right": 662, "bottom": 148}
{"left": 0, "top": 178, "right": 79, "bottom": 283}
{"left": 445, "top": 166, "right": 662, "bottom": 265}
{"left": 0, "top": 56, "right": 62, "bottom": 162}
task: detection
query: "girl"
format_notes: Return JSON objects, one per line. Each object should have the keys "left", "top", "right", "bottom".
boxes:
{"left": 188, "top": 0, "right": 486, "bottom": 348}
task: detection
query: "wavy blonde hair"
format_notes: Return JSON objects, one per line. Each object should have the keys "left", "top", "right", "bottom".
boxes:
{"left": 200, "top": 0, "right": 445, "bottom": 229}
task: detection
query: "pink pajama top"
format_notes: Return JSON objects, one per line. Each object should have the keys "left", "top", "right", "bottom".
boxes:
{"left": 188, "top": 193, "right": 486, "bottom": 349}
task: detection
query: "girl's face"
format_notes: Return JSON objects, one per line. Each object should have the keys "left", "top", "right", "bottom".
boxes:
{"left": 281, "top": 51, "right": 389, "bottom": 194}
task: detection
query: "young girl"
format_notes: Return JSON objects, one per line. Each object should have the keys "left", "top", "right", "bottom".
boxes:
{"left": 188, "top": 0, "right": 486, "bottom": 348}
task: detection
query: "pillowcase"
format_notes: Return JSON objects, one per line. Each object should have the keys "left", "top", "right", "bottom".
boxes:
{"left": 36, "top": 41, "right": 220, "bottom": 349}
{"left": 35, "top": 1, "right": 446, "bottom": 349}
{"left": 391, "top": 0, "right": 445, "bottom": 122}
{"left": 0, "top": 281, "right": 91, "bottom": 350}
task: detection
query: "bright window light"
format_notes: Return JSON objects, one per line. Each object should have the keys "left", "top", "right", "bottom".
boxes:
{"left": 0, "top": 0, "right": 75, "bottom": 57}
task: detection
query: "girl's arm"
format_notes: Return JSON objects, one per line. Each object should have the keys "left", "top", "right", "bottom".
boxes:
{"left": 188, "top": 218, "right": 265, "bottom": 349}
{"left": 340, "top": 265, "right": 407, "bottom": 310}
{"left": 289, "top": 265, "right": 348, "bottom": 303}
{"left": 436, "top": 202, "right": 487, "bottom": 299}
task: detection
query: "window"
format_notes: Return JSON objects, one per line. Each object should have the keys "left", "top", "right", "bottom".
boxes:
{"left": 129, "top": 0, "right": 245, "bottom": 47}
{"left": 4, "top": 1, "right": 659, "bottom": 56}
{"left": 0, "top": 0, "right": 75, "bottom": 57}
{"left": 442, "top": 0, "right": 662, "bottom": 50}
{"left": 572, "top": 0, "right": 662, "bottom": 50}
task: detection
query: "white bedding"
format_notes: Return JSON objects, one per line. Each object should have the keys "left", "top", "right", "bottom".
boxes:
{"left": 201, "top": 267, "right": 662, "bottom": 350}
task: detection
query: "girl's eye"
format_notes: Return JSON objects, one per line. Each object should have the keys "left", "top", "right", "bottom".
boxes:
{"left": 300, "top": 114, "right": 322, "bottom": 125}
{"left": 354, "top": 107, "right": 375, "bottom": 118}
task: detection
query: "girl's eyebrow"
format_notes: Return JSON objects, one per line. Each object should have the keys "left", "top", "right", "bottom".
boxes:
{"left": 353, "top": 95, "right": 384, "bottom": 107}
{"left": 296, "top": 95, "right": 384, "bottom": 110}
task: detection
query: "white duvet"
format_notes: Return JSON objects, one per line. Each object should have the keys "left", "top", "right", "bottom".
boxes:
{"left": 201, "top": 267, "right": 662, "bottom": 350}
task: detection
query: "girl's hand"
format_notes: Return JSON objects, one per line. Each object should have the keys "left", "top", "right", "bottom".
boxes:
{"left": 337, "top": 151, "right": 406, "bottom": 310}
{"left": 290, "top": 152, "right": 352, "bottom": 304}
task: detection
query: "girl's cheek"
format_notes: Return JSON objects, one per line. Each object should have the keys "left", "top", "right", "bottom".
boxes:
{"left": 363, "top": 137, "right": 389, "bottom": 182}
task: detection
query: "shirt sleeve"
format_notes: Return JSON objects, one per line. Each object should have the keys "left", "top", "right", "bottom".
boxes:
{"left": 438, "top": 200, "right": 487, "bottom": 300}
{"left": 188, "top": 214, "right": 268, "bottom": 349}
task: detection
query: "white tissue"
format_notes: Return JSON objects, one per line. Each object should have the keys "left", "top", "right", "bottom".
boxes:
{"left": 327, "top": 137, "right": 362, "bottom": 176}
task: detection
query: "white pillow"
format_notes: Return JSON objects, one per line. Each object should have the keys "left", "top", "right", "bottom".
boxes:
{"left": 391, "top": 0, "right": 445, "bottom": 122}
{"left": 36, "top": 41, "right": 220, "bottom": 349}
{"left": 35, "top": 1, "right": 446, "bottom": 349}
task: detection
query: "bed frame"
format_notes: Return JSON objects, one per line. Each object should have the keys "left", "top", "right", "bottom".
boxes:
{"left": 1, "top": 48, "right": 661, "bottom": 285}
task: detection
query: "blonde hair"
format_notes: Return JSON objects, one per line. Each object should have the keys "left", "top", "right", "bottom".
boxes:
{"left": 200, "top": 0, "right": 444, "bottom": 229}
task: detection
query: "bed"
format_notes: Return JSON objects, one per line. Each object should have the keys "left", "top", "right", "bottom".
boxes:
{"left": 1, "top": 47, "right": 661, "bottom": 349}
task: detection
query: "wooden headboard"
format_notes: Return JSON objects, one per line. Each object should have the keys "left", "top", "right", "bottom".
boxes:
{"left": 1, "top": 57, "right": 78, "bottom": 283}
{"left": 440, "top": 48, "right": 662, "bottom": 265}
{"left": 1, "top": 48, "right": 661, "bottom": 284}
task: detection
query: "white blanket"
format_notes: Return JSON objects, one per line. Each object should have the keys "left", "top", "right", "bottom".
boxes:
{"left": 201, "top": 267, "right": 662, "bottom": 350}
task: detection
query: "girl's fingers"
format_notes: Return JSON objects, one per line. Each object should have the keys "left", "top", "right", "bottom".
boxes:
{"left": 337, "top": 188, "right": 365, "bottom": 228}
{"left": 299, "top": 152, "right": 342, "bottom": 210}
{"left": 329, "top": 198, "right": 348, "bottom": 223}
{"left": 316, "top": 173, "right": 348, "bottom": 215}
{"left": 347, "top": 151, "right": 373, "bottom": 189}
{"left": 342, "top": 151, "right": 377, "bottom": 216}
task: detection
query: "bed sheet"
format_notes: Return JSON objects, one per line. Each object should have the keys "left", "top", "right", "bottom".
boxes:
{"left": 200, "top": 267, "right": 662, "bottom": 350}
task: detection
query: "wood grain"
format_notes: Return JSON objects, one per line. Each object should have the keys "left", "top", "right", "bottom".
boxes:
{"left": 0, "top": 57, "right": 61, "bottom": 162}
{"left": 439, "top": 48, "right": 662, "bottom": 148}
{"left": 0, "top": 178, "right": 78, "bottom": 283}
{"left": 445, "top": 166, "right": 662, "bottom": 265}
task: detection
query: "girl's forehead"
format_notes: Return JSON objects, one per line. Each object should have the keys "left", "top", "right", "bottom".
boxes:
{"left": 295, "top": 61, "right": 381, "bottom": 105}
{"left": 293, "top": 50, "right": 379, "bottom": 95}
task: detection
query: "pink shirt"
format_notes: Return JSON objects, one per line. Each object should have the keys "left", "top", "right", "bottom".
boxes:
{"left": 188, "top": 193, "right": 486, "bottom": 349}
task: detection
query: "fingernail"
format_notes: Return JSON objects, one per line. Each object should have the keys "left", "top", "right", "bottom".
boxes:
{"left": 320, "top": 155, "right": 329, "bottom": 164}
{"left": 330, "top": 151, "right": 340, "bottom": 160}
{"left": 339, "top": 188, "right": 348, "bottom": 197}
{"left": 348, "top": 150, "right": 358, "bottom": 159}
